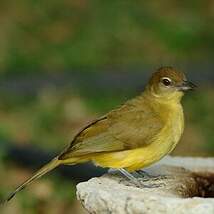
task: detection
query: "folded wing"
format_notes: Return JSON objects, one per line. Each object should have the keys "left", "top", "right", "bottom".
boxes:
{"left": 59, "top": 98, "right": 164, "bottom": 160}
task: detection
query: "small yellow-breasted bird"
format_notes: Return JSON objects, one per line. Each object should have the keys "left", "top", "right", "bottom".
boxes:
{"left": 2, "top": 66, "right": 196, "bottom": 203}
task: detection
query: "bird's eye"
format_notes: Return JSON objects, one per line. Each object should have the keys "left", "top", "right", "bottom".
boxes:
{"left": 161, "top": 78, "right": 171, "bottom": 86}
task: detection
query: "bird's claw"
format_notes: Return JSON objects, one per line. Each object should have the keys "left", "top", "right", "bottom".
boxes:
{"left": 134, "top": 170, "right": 169, "bottom": 181}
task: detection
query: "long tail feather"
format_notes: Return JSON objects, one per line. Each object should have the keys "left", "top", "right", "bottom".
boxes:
{"left": 1, "top": 157, "right": 60, "bottom": 204}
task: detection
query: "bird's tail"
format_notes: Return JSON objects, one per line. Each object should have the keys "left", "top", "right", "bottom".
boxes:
{"left": 1, "top": 157, "right": 61, "bottom": 204}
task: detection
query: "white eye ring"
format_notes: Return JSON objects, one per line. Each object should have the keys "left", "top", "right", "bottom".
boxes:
{"left": 161, "top": 77, "right": 172, "bottom": 86}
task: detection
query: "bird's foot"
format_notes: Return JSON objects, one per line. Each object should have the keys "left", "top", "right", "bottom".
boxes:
{"left": 118, "top": 168, "right": 165, "bottom": 188}
{"left": 134, "top": 170, "right": 169, "bottom": 181}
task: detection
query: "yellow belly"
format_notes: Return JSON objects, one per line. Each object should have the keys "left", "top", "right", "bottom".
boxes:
{"left": 92, "top": 142, "right": 172, "bottom": 172}
{"left": 92, "top": 148, "right": 160, "bottom": 172}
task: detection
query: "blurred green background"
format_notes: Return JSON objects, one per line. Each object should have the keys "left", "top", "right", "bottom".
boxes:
{"left": 0, "top": 1, "right": 214, "bottom": 213}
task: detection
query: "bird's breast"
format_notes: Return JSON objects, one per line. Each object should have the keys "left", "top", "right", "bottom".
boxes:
{"left": 158, "top": 103, "right": 184, "bottom": 154}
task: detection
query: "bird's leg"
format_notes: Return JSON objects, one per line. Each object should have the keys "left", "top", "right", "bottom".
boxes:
{"left": 118, "top": 168, "right": 137, "bottom": 181}
{"left": 118, "top": 168, "right": 142, "bottom": 187}
{"left": 132, "top": 170, "right": 151, "bottom": 181}
{"left": 118, "top": 168, "right": 161, "bottom": 188}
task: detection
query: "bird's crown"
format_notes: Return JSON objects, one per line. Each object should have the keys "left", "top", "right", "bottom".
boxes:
{"left": 149, "top": 66, "right": 186, "bottom": 86}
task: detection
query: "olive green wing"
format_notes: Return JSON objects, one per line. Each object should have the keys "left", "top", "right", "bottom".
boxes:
{"left": 59, "top": 116, "right": 125, "bottom": 159}
{"left": 108, "top": 102, "right": 164, "bottom": 149}
{"left": 59, "top": 100, "right": 164, "bottom": 160}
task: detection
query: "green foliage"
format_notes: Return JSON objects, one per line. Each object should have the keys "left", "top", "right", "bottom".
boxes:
{"left": 0, "top": 0, "right": 213, "bottom": 73}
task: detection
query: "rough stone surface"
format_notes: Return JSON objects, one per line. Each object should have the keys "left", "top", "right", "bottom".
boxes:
{"left": 77, "top": 156, "right": 214, "bottom": 214}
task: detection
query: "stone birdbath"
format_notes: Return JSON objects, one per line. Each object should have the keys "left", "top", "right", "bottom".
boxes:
{"left": 77, "top": 156, "right": 214, "bottom": 214}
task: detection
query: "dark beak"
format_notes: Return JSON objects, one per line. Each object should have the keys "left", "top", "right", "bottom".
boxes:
{"left": 177, "top": 81, "right": 197, "bottom": 91}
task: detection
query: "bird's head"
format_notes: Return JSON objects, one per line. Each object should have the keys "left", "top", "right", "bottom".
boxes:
{"left": 147, "top": 67, "right": 196, "bottom": 102}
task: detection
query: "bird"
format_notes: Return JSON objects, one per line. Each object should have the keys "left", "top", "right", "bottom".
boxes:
{"left": 2, "top": 66, "right": 196, "bottom": 203}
